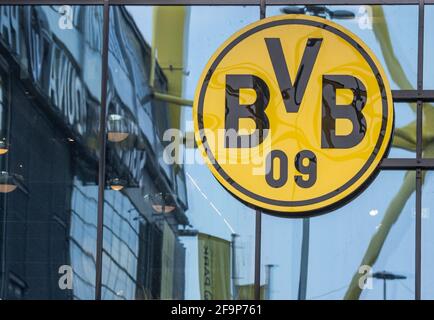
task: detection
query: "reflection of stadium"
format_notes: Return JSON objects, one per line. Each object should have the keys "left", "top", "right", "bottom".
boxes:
{"left": 0, "top": 6, "right": 188, "bottom": 299}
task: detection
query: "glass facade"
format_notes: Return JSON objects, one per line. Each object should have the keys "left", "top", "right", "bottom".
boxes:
{"left": 0, "top": 1, "right": 431, "bottom": 300}
{"left": 0, "top": 5, "right": 103, "bottom": 299}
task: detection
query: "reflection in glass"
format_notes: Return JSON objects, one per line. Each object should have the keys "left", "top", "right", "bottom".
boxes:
{"left": 261, "top": 215, "right": 302, "bottom": 299}
{"left": 424, "top": 6, "right": 434, "bottom": 89}
{"left": 423, "top": 104, "right": 434, "bottom": 158}
{"left": 422, "top": 171, "right": 434, "bottom": 299}
{"left": 0, "top": 171, "right": 22, "bottom": 194}
{"left": 144, "top": 192, "right": 176, "bottom": 214}
{"left": 102, "top": 5, "right": 190, "bottom": 300}
{"left": 390, "top": 103, "right": 416, "bottom": 158}
{"left": 281, "top": 5, "right": 355, "bottom": 20}
{"left": 107, "top": 178, "right": 126, "bottom": 191}
{"left": 107, "top": 114, "right": 130, "bottom": 143}
{"left": 0, "top": 5, "right": 103, "bottom": 299}
{"left": 98, "top": 5, "right": 259, "bottom": 300}
{"left": 262, "top": 171, "right": 415, "bottom": 300}
{"left": 0, "top": 139, "right": 9, "bottom": 155}
{"left": 0, "top": 3, "right": 423, "bottom": 301}
{"left": 267, "top": 5, "right": 418, "bottom": 90}
{"left": 390, "top": 102, "right": 434, "bottom": 159}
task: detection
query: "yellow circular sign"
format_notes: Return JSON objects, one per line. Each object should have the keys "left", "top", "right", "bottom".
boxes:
{"left": 193, "top": 15, "right": 394, "bottom": 215}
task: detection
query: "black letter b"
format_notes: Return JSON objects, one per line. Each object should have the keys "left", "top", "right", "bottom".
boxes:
{"left": 321, "top": 75, "right": 367, "bottom": 149}
{"left": 225, "top": 74, "right": 270, "bottom": 148}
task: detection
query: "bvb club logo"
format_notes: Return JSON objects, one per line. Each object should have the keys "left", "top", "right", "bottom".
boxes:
{"left": 193, "top": 15, "right": 394, "bottom": 215}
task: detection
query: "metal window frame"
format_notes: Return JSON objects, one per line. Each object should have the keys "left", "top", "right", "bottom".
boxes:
{"left": 1, "top": 0, "right": 434, "bottom": 4}
{"left": 0, "top": 0, "right": 430, "bottom": 301}
{"left": 95, "top": 0, "right": 110, "bottom": 301}
{"left": 1, "top": 0, "right": 432, "bottom": 4}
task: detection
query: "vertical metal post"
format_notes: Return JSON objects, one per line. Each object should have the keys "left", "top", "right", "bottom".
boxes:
{"left": 254, "top": 0, "right": 266, "bottom": 301}
{"left": 254, "top": 209, "right": 262, "bottom": 300}
{"left": 265, "top": 264, "right": 274, "bottom": 300}
{"left": 95, "top": 0, "right": 110, "bottom": 301}
{"left": 383, "top": 279, "right": 387, "bottom": 300}
{"left": 0, "top": 67, "right": 12, "bottom": 299}
{"left": 260, "top": 0, "right": 266, "bottom": 19}
{"left": 416, "top": 169, "right": 422, "bottom": 300}
{"left": 231, "top": 233, "right": 239, "bottom": 300}
{"left": 298, "top": 218, "right": 310, "bottom": 300}
{"left": 415, "top": 0, "right": 424, "bottom": 301}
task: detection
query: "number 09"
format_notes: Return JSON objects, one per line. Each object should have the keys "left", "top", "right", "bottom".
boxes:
{"left": 265, "top": 150, "right": 317, "bottom": 188}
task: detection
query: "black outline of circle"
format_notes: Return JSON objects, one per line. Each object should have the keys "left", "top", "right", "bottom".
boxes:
{"left": 196, "top": 17, "right": 392, "bottom": 213}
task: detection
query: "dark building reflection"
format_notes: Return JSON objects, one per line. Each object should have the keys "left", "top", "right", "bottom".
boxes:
{"left": 0, "top": 5, "right": 188, "bottom": 300}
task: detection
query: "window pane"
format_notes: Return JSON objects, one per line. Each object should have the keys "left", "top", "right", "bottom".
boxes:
{"left": 267, "top": 5, "right": 418, "bottom": 90}
{"left": 423, "top": 104, "right": 434, "bottom": 158}
{"left": 261, "top": 215, "right": 302, "bottom": 299}
{"left": 391, "top": 103, "right": 416, "bottom": 158}
{"left": 422, "top": 170, "right": 434, "bottom": 299}
{"left": 0, "top": 5, "right": 102, "bottom": 299}
{"left": 424, "top": 5, "right": 434, "bottom": 89}
{"left": 102, "top": 5, "right": 258, "bottom": 300}
{"left": 261, "top": 171, "right": 416, "bottom": 300}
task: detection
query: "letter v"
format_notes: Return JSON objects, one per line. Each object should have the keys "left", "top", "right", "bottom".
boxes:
{"left": 265, "top": 37, "right": 322, "bottom": 113}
